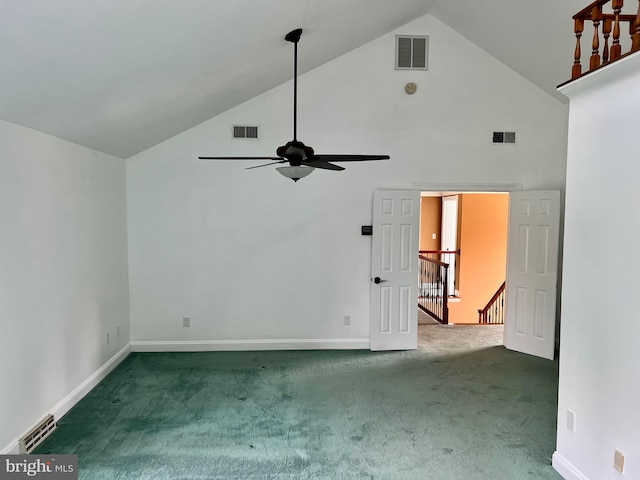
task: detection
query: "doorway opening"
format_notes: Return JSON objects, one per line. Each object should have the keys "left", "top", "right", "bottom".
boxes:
{"left": 418, "top": 191, "right": 509, "bottom": 326}
{"left": 370, "top": 187, "right": 560, "bottom": 359}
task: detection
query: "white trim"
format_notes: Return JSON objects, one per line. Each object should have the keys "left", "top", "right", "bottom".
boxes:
{"left": 0, "top": 343, "right": 131, "bottom": 455}
{"left": 1, "top": 440, "right": 20, "bottom": 455}
{"left": 413, "top": 182, "right": 523, "bottom": 192}
{"left": 552, "top": 452, "right": 591, "bottom": 480}
{"left": 131, "top": 339, "right": 370, "bottom": 352}
{"left": 50, "top": 344, "right": 131, "bottom": 421}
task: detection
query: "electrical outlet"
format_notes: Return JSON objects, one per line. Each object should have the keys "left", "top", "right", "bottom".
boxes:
{"left": 614, "top": 450, "right": 624, "bottom": 473}
{"left": 116, "top": 325, "right": 120, "bottom": 338}
{"left": 106, "top": 332, "right": 110, "bottom": 345}
{"left": 183, "top": 316, "right": 191, "bottom": 328}
{"left": 432, "top": 233, "right": 437, "bottom": 240}
{"left": 567, "top": 409, "right": 575, "bottom": 432}
{"left": 343, "top": 315, "right": 351, "bottom": 326}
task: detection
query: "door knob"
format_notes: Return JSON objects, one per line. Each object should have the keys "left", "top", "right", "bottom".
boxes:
{"left": 373, "top": 276, "right": 387, "bottom": 284}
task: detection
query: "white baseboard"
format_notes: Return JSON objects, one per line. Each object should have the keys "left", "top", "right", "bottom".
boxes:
{"left": 553, "top": 452, "right": 590, "bottom": 480}
{"left": 1, "top": 440, "right": 20, "bottom": 455}
{"left": 0, "top": 343, "right": 131, "bottom": 455}
{"left": 131, "top": 339, "right": 371, "bottom": 352}
{"left": 50, "top": 344, "right": 131, "bottom": 421}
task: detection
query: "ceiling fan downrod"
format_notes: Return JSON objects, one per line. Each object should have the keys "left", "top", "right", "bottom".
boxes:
{"left": 285, "top": 28, "right": 302, "bottom": 142}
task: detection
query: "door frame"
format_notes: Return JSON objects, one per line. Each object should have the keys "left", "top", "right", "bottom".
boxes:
{"left": 440, "top": 195, "right": 459, "bottom": 296}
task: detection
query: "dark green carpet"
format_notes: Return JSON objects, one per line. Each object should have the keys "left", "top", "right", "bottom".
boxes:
{"left": 36, "top": 344, "right": 561, "bottom": 479}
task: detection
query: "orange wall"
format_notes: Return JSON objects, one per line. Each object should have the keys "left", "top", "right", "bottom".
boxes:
{"left": 448, "top": 194, "right": 509, "bottom": 324}
{"left": 419, "top": 197, "right": 441, "bottom": 251}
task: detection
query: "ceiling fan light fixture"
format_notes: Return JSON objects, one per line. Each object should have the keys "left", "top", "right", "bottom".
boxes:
{"left": 276, "top": 165, "right": 314, "bottom": 182}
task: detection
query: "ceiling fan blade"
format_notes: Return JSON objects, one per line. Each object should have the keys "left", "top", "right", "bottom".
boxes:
{"left": 311, "top": 154, "right": 390, "bottom": 162}
{"left": 245, "top": 160, "right": 287, "bottom": 170}
{"left": 198, "top": 156, "right": 283, "bottom": 160}
{"left": 302, "top": 160, "right": 345, "bottom": 171}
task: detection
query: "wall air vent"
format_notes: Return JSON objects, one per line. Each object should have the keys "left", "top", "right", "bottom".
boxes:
{"left": 19, "top": 414, "right": 56, "bottom": 453}
{"left": 492, "top": 131, "right": 516, "bottom": 144}
{"left": 396, "top": 35, "right": 428, "bottom": 70}
{"left": 233, "top": 125, "right": 259, "bottom": 139}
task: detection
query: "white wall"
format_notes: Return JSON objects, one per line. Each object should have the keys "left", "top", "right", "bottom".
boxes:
{"left": 554, "top": 56, "right": 640, "bottom": 480}
{"left": 0, "top": 120, "right": 130, "bottom": 452}
{"left": 126, "top": 14, "right": 568, "bottom": 345}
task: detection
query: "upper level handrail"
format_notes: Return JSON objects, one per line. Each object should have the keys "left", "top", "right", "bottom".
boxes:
{"left": 574, "top": 0, "right": 621, "bottom": 19}
{"left": 419, "top": 249, "right": 461, "bottom": 255}
{"left": 565, "top": 0, "right": 640, "bottom": 82}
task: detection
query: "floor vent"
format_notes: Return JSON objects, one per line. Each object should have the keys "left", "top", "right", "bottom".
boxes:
{"left": 19, "top": 414, "right": 56, "bottom": 453}
{"left": 233, "top": 125, "right": 259, "bottom": 139}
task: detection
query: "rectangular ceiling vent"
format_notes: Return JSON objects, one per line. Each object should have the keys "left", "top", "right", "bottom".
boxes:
{"left": 396, "top": 35, "right": 428, "bottom": 70}
{"left": 19, "top": 414, "right": 56, "bottom": 453}
{"left": 492, "top": 131, "right": 516, "bottom": 144}
{"left": 233, "top": 125, "right": 258, "bottom": 139}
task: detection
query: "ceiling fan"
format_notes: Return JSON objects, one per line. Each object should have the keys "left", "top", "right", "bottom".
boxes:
{"left": 198, "top": 28, "right": 390, "bottom": 182}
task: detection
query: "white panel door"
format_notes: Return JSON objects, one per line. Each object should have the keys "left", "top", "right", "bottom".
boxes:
{"left": 504, "top": 190, "right": 560, "bottom": 360}
{"left": 370, "top": 190, "right": 420, "bottom": 351}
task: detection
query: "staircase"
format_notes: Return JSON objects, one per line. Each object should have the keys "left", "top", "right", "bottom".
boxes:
{"left": 478, "top": 282, "right": 506, "bottom": 325}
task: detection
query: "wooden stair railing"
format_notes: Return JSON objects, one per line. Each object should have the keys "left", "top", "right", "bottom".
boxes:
{"left": 567, "top": 0, "right": 640, "bottom": 82}
{"left": 419, "top": 249, "right": 460, "bottom": 295}
{"left": 418, "top": 254, "right": 449, "bottom": 324}
{"left": 478, "top": 281, "right": 506, "bottom": 325}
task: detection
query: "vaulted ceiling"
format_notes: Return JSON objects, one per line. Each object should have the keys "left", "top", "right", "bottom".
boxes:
{"left": 1, "top": 0, "right": 587, "bottom": 158}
